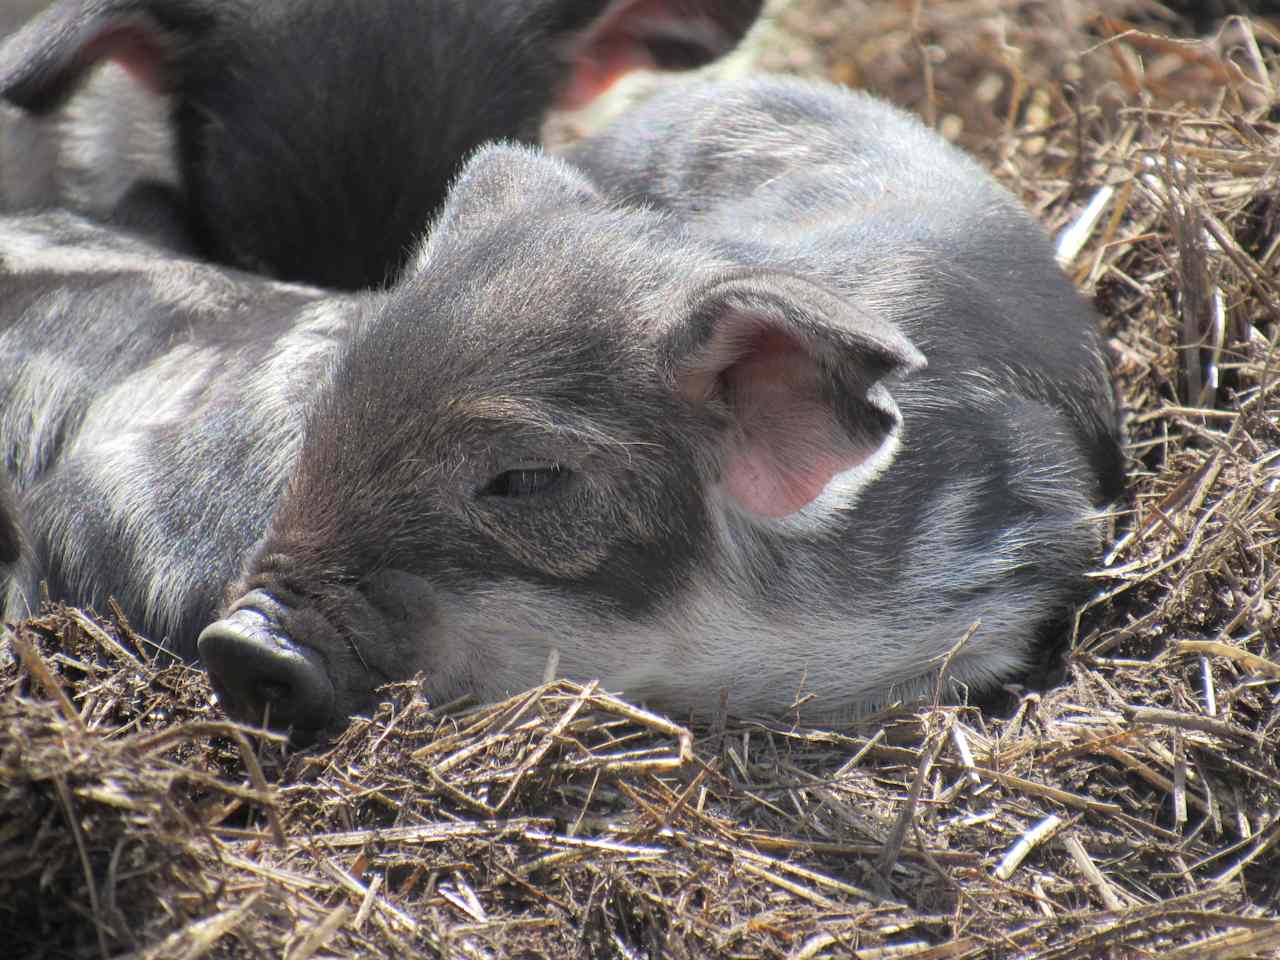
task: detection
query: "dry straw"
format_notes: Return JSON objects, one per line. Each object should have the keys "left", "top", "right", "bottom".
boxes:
{"left": 3, "top": 1, "right": 1278, "bottom": 956}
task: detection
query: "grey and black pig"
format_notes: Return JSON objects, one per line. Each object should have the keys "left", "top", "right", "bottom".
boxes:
{"left": 0, "top": 0, "right": 763, "bottom": 288}
{"left": 1, "top": 77, "right": 1122, "bottom": 742}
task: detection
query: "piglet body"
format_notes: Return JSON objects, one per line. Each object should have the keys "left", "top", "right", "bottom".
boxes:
{"left": 2, "top": 77, "right": 1121, "bottom": 740}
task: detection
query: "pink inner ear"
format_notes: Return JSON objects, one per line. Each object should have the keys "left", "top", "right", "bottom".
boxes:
{"left": 79, "top": 25, "right": 168, "bottom": 96}
{"left": 705, "top": 330, "right": 876, "bottom": 518}
{"left": 557, "top": 0, "right": 678, "bottom": 110}
{"left": 559, "top": 35, "right": 656, "bottom": 110}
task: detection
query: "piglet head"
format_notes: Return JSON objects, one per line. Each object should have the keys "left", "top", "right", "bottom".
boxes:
{"left": 199, "top": 146, "right": 924, "bottom": 742}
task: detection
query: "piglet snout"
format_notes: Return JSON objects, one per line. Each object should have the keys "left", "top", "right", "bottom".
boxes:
{"left": 198, "top": 602, "right": 334, "bottom": 739}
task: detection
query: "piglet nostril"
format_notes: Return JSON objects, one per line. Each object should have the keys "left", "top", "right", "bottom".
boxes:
{"left": 197, "top": 607, "right": 335, "bottom": 737}
{"left": 254, "top": 680, "right": 292, "bottom": 706}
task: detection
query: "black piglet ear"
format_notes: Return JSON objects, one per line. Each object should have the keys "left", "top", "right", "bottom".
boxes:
{"left": 0, "top": 0, "right": 204, "bottom": 112}
{"left": 550, "top": 0, "right": 765, "bottom": 109}
{"left": 666, "top": 272, "right": 926, "bottom": 518}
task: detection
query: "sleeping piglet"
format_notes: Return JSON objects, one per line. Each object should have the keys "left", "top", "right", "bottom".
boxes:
{"left": 1, "top": 77, "right": 1122, "bottom": 740}
{"left": 0, "top": 0, "right": 763, "bottom": 288}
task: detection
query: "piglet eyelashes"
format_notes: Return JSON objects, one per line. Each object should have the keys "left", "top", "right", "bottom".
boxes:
{"left": 479, "top": 465, "right": 569, "bottom": 499}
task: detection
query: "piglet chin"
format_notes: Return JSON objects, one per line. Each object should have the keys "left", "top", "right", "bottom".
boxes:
{"left": 198, "top": 594, "right": 335, "bottom": 744}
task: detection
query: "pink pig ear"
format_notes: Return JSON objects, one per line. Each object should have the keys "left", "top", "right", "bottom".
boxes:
{"left": 0, "top": 0, "right": 197, "bottom": 112}
{"left": 669, "top": 273, "right": 925, "bottom": 518}
{"left": 554, "top": 0, "right": 763, "bottom": 110}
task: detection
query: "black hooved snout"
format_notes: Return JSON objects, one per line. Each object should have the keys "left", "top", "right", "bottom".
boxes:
{"left": 198, "top": 603, "right": 334, "bottom": 740}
